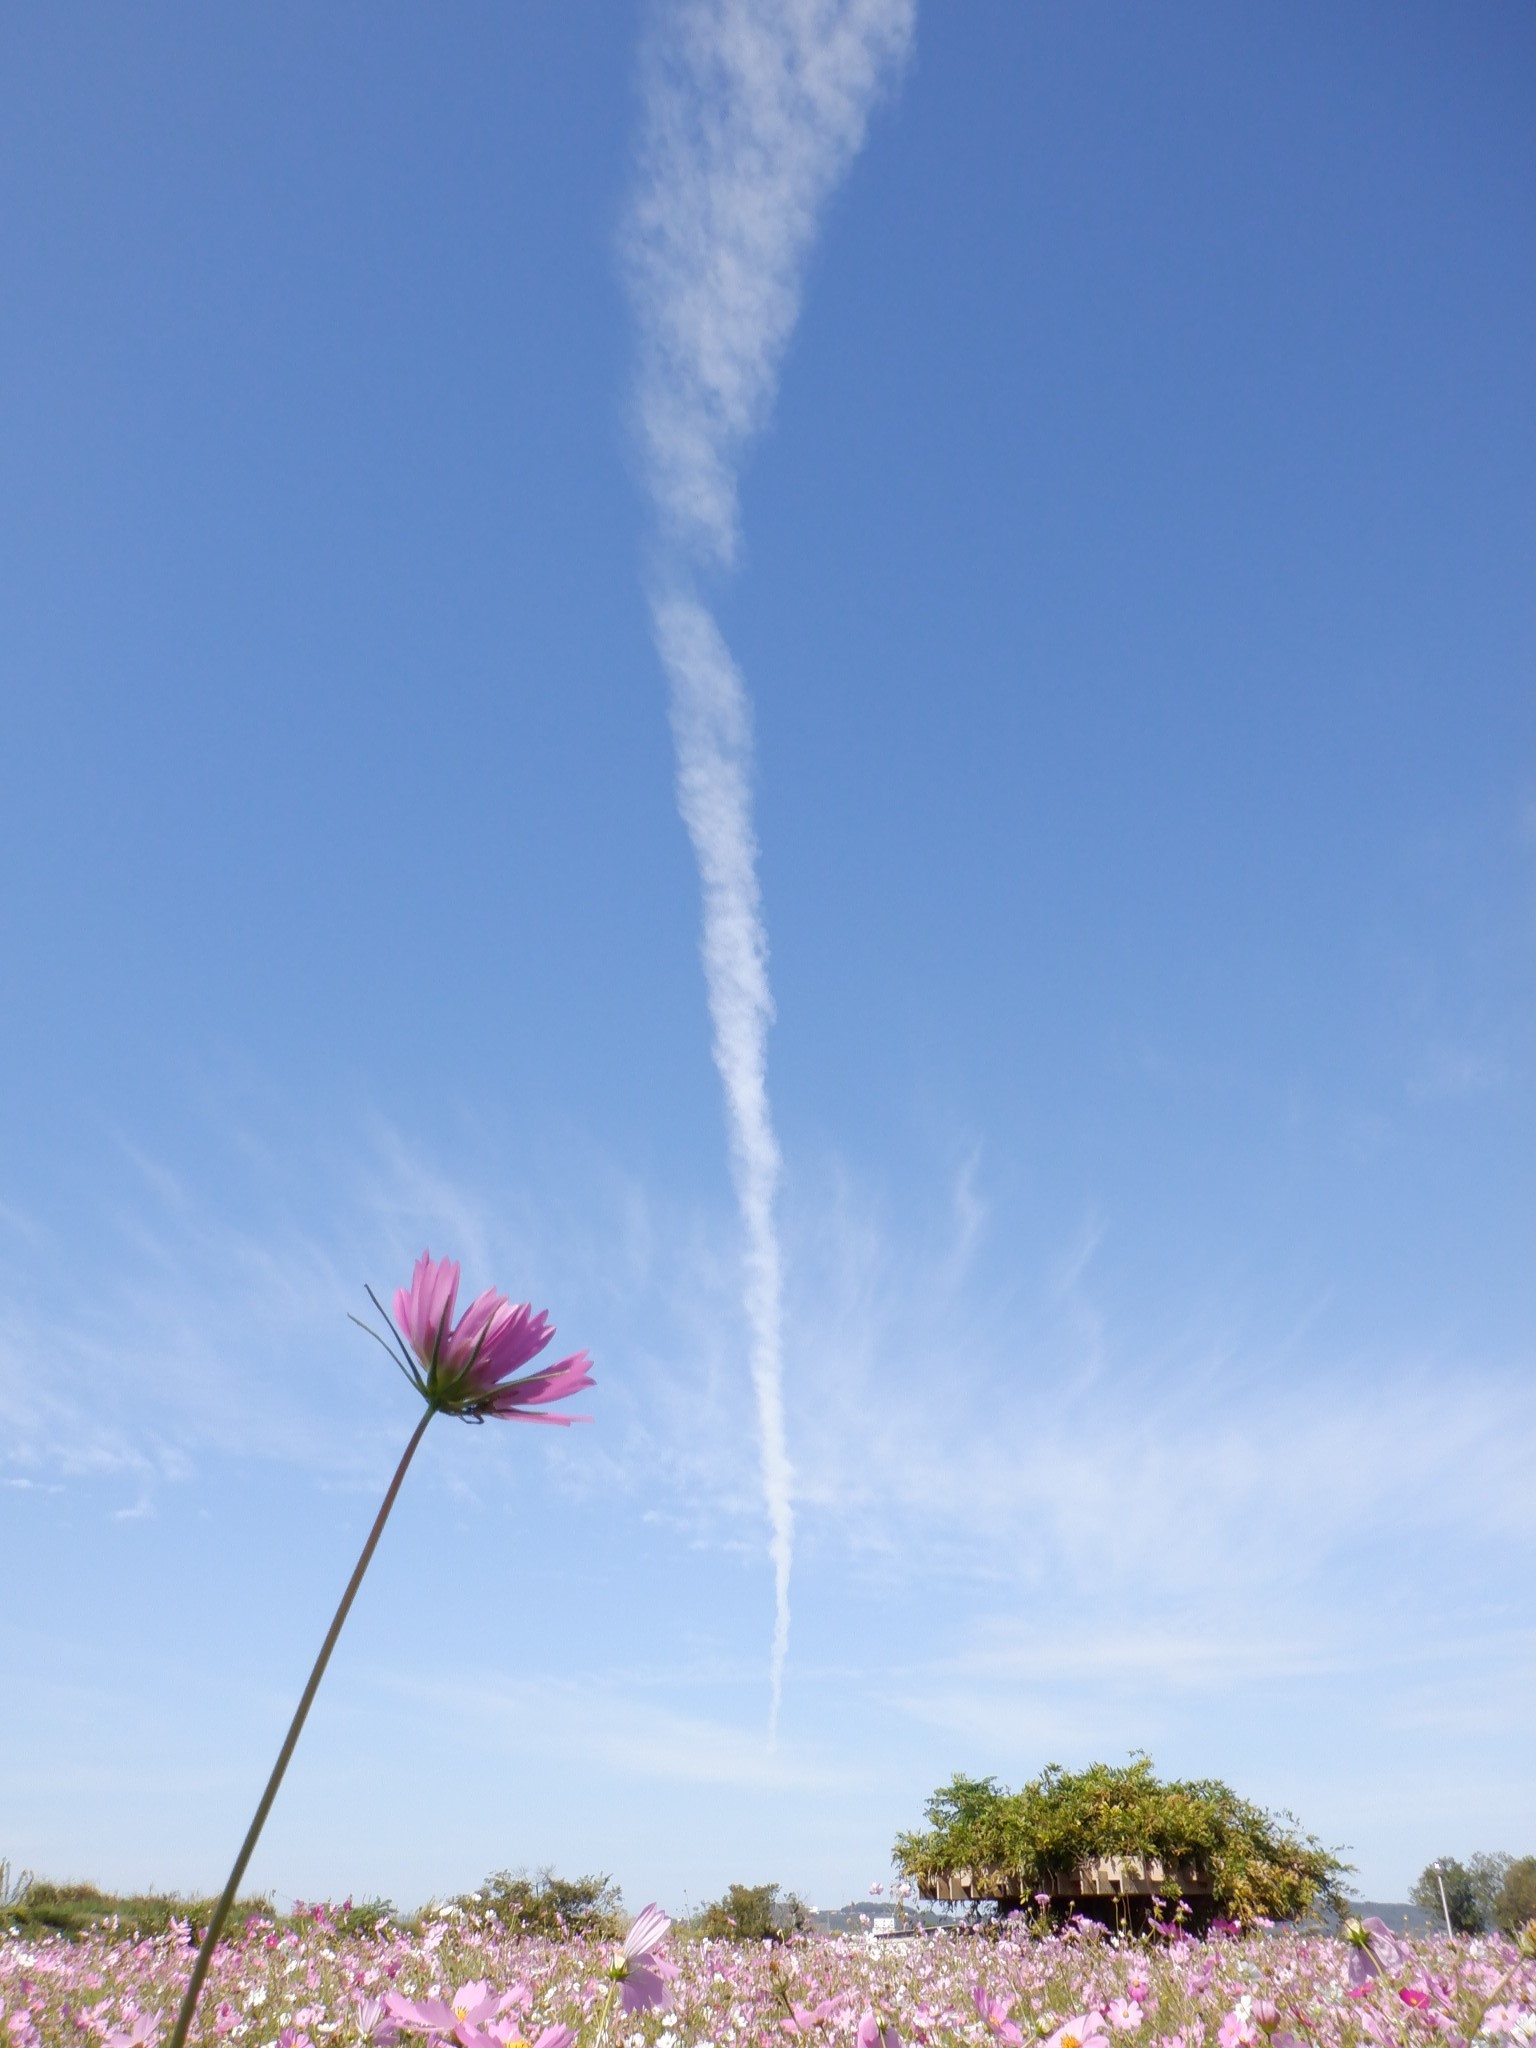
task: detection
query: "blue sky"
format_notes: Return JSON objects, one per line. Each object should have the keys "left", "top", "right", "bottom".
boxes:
{"left": 3, "top": 0, "right": 1534, "bottom": 1914}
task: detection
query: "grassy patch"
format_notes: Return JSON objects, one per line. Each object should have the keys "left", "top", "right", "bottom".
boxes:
{"left": 4, "top": 1878, "right": 274, "bottom": 1943}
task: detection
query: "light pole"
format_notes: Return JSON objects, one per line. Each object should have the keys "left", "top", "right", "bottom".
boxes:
{"left": 1433, "top": 1861, "right": 1453, "bottom": 1938}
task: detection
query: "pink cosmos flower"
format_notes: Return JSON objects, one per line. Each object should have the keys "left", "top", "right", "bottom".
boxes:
{"left": 856, "top": 2017, "right": 899, "bottom": 2048}
{"left": 783, "top": 1999, "right": 845, "bottom": 2034}
{"left": 378, "top": 1253, "right": 594, "bottom": 1424}
{"left": 102, "top": 2021, "right": 160, "bottom": 2048}
{"left": 1106, "top": 2002, "right": 1143, "bottom": 2034}
{"left": 455, "top": 2025, "right": 572, "bottom": 2048}
{"left": 611, "top": 1903, "right": 678, "bottom": 2013}
{"left": 1482, "top": 2008, "right": 1536, "bottom": 2038}
{"left": 972, "top": 1989, "right": 1024, "bottom": 2045}
{"left": 1345, "top": 1916, "right": 1413, "bottom": 1989}
{"left": 1043, "top": 2019, "right": 1109, "bottom": 2048}
{"left": 386, "top": 1984, "right": 498, "bottom": 2035}
{"left": 1217, "top": 2014, "right": 1256, "bottom": 2048}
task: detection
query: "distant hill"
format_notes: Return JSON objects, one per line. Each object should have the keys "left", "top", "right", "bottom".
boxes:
{"left": 809, "top": 1902, "right": 944, "bottom": 1934}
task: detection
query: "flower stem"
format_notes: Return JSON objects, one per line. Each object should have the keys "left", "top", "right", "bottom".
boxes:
{"left": 166, "top": 1405, "right": 436, "bottom": 2048}
{"left": 594, "top": 1983, "right": 620, "bottom": 2048}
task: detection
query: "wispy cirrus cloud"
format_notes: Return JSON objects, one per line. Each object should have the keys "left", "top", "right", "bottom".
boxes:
{"left": 386, "top": 1666, "right": 853, "bottom": 1793}
{"left": 785, "top": 1233, "right": 1536, "bottom": 1594}
{"left": 11, "top": 1116, "right": 1534, "bottom": 1600}
{"left": 0, "top": 1113, "right": 769, "bottom": 1531}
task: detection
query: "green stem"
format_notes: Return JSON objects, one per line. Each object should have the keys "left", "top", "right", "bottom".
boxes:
{"left": 593, "top": 1981, "right": 620, "bottom": 2048}
{"left": 166, "top": 1405, "right": 437, "bottom": 2048}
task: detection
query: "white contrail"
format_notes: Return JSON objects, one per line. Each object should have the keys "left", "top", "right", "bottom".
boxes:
{"left": 654, "top": 590, "right": 794, "bottom": 1727}
{"left": 624, "top": 0, "right": 915, "bottom": 1733}
{"left": 628, "top": 0, "right": 917, "bottom": 568}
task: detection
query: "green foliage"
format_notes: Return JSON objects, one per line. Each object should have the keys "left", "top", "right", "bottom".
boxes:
{"left": 1468, "top": 1855, "right": 1514, "bottom": 1931}
{"left": 1495, "top": 1858, "right": 1536, "bottom": 1937}
{"left": 695, "top": 1882, "right": 807, "bottom": 1941}
{"left": 1411, "top": 1860, "right": 1486, "bottom": 1934}
{"left": 894, "top": 1757, "right": 1350, "bottom": 1924}
{"left": 1408, "top": 1854, "right": 1536, "bottom": 1937}
{"left": 462, "top": 1869, "right": 624, "bottom": 1941}
{"left": 2, "top": 1879, "right": 273, "bottom": 1942}
{"left": 315, "top": 1899, "right": 396, "bottom": 1940}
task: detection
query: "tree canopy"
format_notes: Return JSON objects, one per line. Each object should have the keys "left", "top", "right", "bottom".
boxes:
{"left": 688, "top": 1882, "right": 812, "bottom": 1941}
{"left": 893, "top": 1758, "right": 1350, "bottom": 1925}
{"left": 463, "top": 1870, "right": 624, "bottom": 1941}
{"left": 1411, "top": 1855, "right": 1536, "bottom": 1937}
{"left": 1411, "top": 1859, "right": 1484, "bottom": 1933}
{"left": 1497, "top": 1859, "right": 1536, "bottom": 1937}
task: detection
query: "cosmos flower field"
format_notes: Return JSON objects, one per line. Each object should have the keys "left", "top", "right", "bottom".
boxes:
{"left": 5, "top": 1904, "right": 1534, "bottom": 2048}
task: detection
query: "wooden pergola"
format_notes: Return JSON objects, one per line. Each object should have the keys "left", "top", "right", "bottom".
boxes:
{"left": 918, "top": 1855, "right": 1215, "bottom": 1932}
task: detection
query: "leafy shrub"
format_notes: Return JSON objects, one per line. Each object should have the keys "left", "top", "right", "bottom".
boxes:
{"left": 289, "top": 1897, "right": 396, "bottom": 1940}
{"left": 332, "top": 1899, "right": 396, "bottom": 1939}
{"left": 462, "top": 1869, "right": 624, "bottom": 1941}
{"left": 1468, "top": 1855, "right": 1515, "bottom": 1931}
{"left": 894, "top": 1757, "right": 1350, "bottom": 1924}
{"left": 1496, "top": 1858, "right": 1536, "bottom": 1936}
{"left": 694, "top": 1883, "right": 811, "bottom": 1941}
